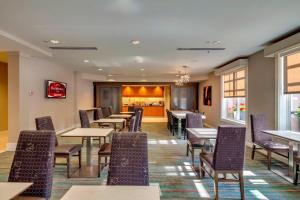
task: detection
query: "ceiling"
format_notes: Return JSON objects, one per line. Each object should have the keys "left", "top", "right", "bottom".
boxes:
{"left": 0, "top": 0, "right": 300, "bottom": 81}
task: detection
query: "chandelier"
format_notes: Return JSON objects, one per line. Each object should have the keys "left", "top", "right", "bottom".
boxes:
{"left": 175, "top": 66, "right": 190, "bottom": 86}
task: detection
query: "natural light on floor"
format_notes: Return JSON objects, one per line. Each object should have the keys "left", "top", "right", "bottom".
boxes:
{"left": 250, "top": 190, "right": 269, "bottom": 200}
{"left": 193, "top": 180, "right": 210, "bottom": 198}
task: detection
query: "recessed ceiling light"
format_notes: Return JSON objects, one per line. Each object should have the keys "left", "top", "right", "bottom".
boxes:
{"left": 140, "top": 68, "right": 145, "bottom": 71}
{"left": 108, "top": 74, "right": 113, "bottom": 77}
{"left": 108, "top": 79, "right": 116, "bottom": 82}
{"left": 141, "top": 79, "right": 147, "bottom": 82}
{"left": 131, "top": 40, "right": 140, "bottom": 45}
{"left": 98, "top": 68, "right": 103, "bottom": 71}
{"left": 50, "top": 39, "right": 60, "bottom": 44}
{"left": 176, "top": 74, "right": 180, "bottom": 77}
{"left": 213, "top": 40, "right": 221, "bottom": 45}
{"left": 135, "top": 56, "right": 144, "bottom": 63}
{"left": 84, "top": 59, "right": 90, "bottom": 63}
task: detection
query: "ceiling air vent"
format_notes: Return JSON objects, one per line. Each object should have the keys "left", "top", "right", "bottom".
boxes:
{"left": 177, "top": 48, "right": 225, "bottom": 51}
{"left": 49, "top": 46, "right": 98, "bottom": 50}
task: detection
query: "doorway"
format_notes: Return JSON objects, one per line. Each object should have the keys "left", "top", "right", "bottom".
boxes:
{"left": 0, "top": 52, "right": 8, "bottom": 152}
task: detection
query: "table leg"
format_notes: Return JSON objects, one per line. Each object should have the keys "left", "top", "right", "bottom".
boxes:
{"left": 178, "top": 118, "right": 182, "bottom": 139}
{"left": 86, "top": 136, "right": 92, "bottom": 166}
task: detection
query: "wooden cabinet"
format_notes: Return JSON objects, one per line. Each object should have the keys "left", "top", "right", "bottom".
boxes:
{"left": 122, "top": 106, "right": 164, "bottom": 117}
{"left": 122, "top": 86, "right": 164, "bottom": 97}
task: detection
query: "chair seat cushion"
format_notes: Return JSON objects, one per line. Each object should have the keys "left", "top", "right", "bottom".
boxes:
{"left": 200, "top": 152, "right": 214, "bottom": 167}
{"left": 98, "top": 143, "right": 112, "bottom": 155}
{"left": 55, "top": 144, "right": 82, "bottom": 154}
{"left": 258, "top": 141, "right": 289, "bottom": 151}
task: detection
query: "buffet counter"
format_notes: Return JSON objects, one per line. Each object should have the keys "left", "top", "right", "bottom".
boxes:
{"left": 122, "top": 105, "right": 164, "bottom": 117}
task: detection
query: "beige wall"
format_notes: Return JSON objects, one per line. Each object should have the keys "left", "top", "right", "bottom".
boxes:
{"left": 0, "top": 62, "right": 8, "bottom": 131}
{"left": 199, "top": 50, "right": 276, "bottom": 142}
{"left": 199, "top": 72, "right": 221, "bottom": 128}
{"left": 7, "top": 54, "right": 95, "bottom": 149}
{"left": 19, "top": 56, "right": 76, "bottom": 132}
{"left": 247, "top": 50, "right": 276, "bottom": 139}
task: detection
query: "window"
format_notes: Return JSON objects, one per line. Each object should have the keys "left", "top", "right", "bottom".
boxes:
{"left": 279, "top": 51, "right": 300, "bottom": 131}
{"left": 281, "top": 51, "right": 300, "bottom": 132}
{"left": 221, "top": 69, "right": 247, "bottom": 124}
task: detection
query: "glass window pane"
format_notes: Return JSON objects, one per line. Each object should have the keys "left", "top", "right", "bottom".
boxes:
{"left": 224, "top": 82, "right": 230, "bottom": 91}
{"left": 224, "top": 75, "right": 230, "bottom": 81}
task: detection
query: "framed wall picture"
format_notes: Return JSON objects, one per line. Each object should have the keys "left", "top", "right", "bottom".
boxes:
{"left": 203, "top": 86, "right": 212, "bottom": 106}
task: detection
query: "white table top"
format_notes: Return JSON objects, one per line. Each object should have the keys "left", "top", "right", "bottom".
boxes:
{"left": 186, "top": 128, "right": 217, "bottom": 139}
{"left": 120, "top": 111, "right": 135, "bottom": 114}
{"left": 61, "top": 185, "right": 160, "bottom": 200}
{"left": 262, "top": 130, "right": 300, "bottom": 143}
{"left": 61, "top": 128, "right": 114, "bottom": 137}
{"left": 94, "top": 118, "right": 126, "bottom": 123}
{"left": 82, "top": 108, "right": 98, "bottom": 111}
{"left": 109, "top": 114, "right": 132, "bottom": 118}
{"left": 0, "top": 182, "right": 32, "bottom": 200}
{"left": 171, "top": 111, "right": 206, "bottom": 120}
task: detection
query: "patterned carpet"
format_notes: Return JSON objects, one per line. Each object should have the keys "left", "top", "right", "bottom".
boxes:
{"left": 1, "top": 122, "right": 300, "bottom": 199}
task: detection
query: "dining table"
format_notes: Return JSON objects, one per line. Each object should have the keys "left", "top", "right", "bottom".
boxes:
{"left": 61, "top": 128, "right": 114, "bottom": 166}
{"left": 61, "top": 185, "right": 160, "bottom": 200}
{"left": 94, "top": 118, "right": 126, "bottom": 131}
{"left": 262, "top": 130, "right": 300, "bottom": 183}
{"left": 0, "top": 182, "right": 32, "bottom": 200}
{"left": 171, "top": 110, "right": 206, "bottom": 139}
{"left": 120, "top": 111, "right": 135, "bottom": 114}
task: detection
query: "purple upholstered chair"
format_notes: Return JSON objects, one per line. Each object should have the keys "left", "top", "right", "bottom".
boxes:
{"left": 250, "top": 114, "right": 289, "bottom": 170}
{"left": 101, "top": 107, "right": 110, "bottom": 118}
{"left": 129, "top": 116, "right": 136, "bottom": 132}
{"left": 95, "top": 108, "right": 104, "bottom": 119}
{"left": 108, "top": 106, "right": 113, "bottom": 115}
{"left": 294, "top": 156, "right": 300, "bottom": 185}
{"left": 200, "top": 126, "right": 246, "bottom": 200}
{"left": 107, "top": 132, "right": 149, "bottom": 185}
{"left": 186, "top": 113, "right": 205, "bottom": 166}
{"left": 35, "top": 116, "right": 82, "bottom": 178}
{"left": 134, "top": 109, "right": 142, "bottom": 132}
{"left": 138, "top": 108, "right": 144, "bottom": 131}
{"left": 8, "top": 130, "right": 56, "bottom": 199}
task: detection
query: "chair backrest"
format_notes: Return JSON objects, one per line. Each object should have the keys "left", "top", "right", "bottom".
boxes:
{"left": 129, "top": 116, "right": 136, "bottom": 132}
{"left": 8, "top": 130, "right": 55, "bottom": 199}
{"left": 35, "top": 116, "right": 58, "bottom": 146}
{"left": 107, "top": 132, "right": 149, "bottom": 185}
{"left": 138, "top": 108, "right": 144, "bottom": 130}
{"left": 95, "top": 108, "right": 104, "bottom": 120}
{"left": 250, "top": 114, "right": 272, "bottom": 144}
{"left": 101, "top": 107, "right": 110, "bottom": 117}
{"left": 128, "top": 106, "right": 135, "bottom": 112}
{"left": 213, "top": 126, "right": 246, "bottom": 171}
{"left": 134, "top": 110, "right": 142, "bottom": 132}
{"left": 79, "top": 110, "right": 91, "bottom": 128}
{"left": 186, "top": 113, "right": 203, "bottom": 128}
{"left": 166, "top": 109, "right": 170, "bottom": 123}
{"left": 108, "top": 106, "right": 113, "bottom": 115}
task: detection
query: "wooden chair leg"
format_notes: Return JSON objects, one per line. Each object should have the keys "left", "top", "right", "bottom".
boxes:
{"left": 294, "top": 163, "right": 299, "bottom": 185}
{"left": 214, "top": 173, "right": 219, "bottom": 200}
{"left": 251, "top": 145, "right": 256, "bottom": 160}
{"left": 191, "top": 148, "right": 195, "bottom": 167}
{"left": 238, "top": 171, "right": 245, "bottom": 200}
{"left": 199, "top": 159, "right": 205, "bottom": 178}
{"left": 98, "top": 155, "right": 101, "bottom": 177}
{"left": 186, "top": 144, "right": 189, "bottom": 156}
{"left": 78, "top": 151, "right": 81, "bottom": 168}
{"left": 53, "top": 156, "right": 56, "bottom": 167}
{"left": 67, "top": 156, "right": 71, "bottom": 178}
{"left": 267, "top": 151, "right": 272, "bottom": 170}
